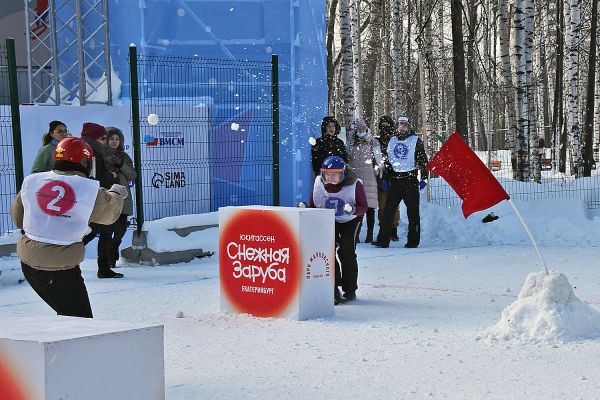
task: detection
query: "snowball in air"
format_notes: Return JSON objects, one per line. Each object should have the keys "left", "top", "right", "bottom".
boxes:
{"left": 147, "top": 113, "right": 159, "bottom": 125}
{"left": 231, "top": 122, "right": 240, "bottom": 131}
{"left": 308, "top": 137, "right": 317, "bottom": 145}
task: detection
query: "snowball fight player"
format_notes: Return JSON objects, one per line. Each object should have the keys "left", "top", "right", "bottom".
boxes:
{"left": 375, "top": 116, "right": 401, "bottom": 241}
{"left": 372, "top": 115, "right": 428, "bottom": 248}
{"left": 310, "top": 156, "right": 368, "bottom": 304}
{"left": 311, "top": 116, "right": 348, "bottom": 176}
{"left": 11, "top": 137, "right": 127, "bottom": 318}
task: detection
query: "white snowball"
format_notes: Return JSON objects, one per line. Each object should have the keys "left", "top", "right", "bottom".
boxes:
{"left": 147, "top": 113, "right": 159, "bottom": 125}
{"left": 231, "top": 122, "right": 240, "bottom": 131}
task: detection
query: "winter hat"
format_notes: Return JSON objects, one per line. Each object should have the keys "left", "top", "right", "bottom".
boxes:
{"left": 355, "top": 118, "right": 367, "bottom": 129}
{"left": 398, "top": 115, "right": 411, "bottom": 124}
{"left": 81, "top": 122, "right": 107, "bottom": 140}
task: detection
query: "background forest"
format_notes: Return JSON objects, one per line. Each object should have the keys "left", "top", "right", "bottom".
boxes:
{"left": 325, "top": 0, "right": 599, "bottom": 183}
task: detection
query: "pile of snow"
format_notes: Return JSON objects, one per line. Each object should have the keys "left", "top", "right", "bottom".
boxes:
{"left": 481, "top": 270, "right": 600, "bottom": 342}
{"left": 143, "top": 212, "right": 219, "bottom": 252}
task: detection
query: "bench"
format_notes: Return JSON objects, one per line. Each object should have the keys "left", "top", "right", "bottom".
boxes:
{"left": 490, "top": 159, "right": 502, "bottom": 171}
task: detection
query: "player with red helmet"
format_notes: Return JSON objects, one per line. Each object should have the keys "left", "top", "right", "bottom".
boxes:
{"left": 11, "top": 135, "right": 128, "bottom": 318}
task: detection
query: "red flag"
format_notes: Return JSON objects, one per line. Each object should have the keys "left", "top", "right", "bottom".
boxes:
{"left": 427, "top": 132, "right": 509, "bottom": 218}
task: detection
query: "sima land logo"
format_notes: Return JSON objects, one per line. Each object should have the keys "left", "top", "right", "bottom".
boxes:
{"left": 152, "top": 171, "right": 186, "bottom": 188}
{"left": 144, "top": 131, "right": 185, "bottom": 147}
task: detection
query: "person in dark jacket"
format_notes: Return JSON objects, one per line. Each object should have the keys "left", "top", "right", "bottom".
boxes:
{"left": 375, "top": 116, "right": 400, "bottom": 241}
{"left": 80, "top": 122, "right": 123, "bottom": 279}
{"left": 104, "top": 126, "right": 137, "bottom": 269}
{"left": 311, "top": 116, "right": 348, "bottom": 176}
{"left": 372, "top": 115, "right": 428, "bottom": 248}
{"left": 31, "top": 120, "right": 70, "bottom": 173}
{"left": 310, "top": 156, "right": 368, "bottom": 304}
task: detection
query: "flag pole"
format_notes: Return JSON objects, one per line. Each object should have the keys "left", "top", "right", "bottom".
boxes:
{"left": 507, "top": 199, "right": 549, "bottom": 275}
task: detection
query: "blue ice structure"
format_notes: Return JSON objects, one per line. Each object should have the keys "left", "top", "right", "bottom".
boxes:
{"left": 104, "top": 0, "right": 328, "bottom": 207}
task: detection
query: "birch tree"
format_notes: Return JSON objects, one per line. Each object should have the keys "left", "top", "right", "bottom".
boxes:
{"left": 340, "top": 0, "right": 356, "bottom": 128}
{"left": 565, "top": 0, "right": 584, "bottom": 177}
{"left": 362, "top": 0, "right": 383, "bottom": 126}
{"left": 583, "top": 0, "right": 598, "bottom": 176}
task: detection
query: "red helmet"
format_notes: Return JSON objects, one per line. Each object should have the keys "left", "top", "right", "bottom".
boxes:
{"left": 55, "top": 137, "right": 93, "bottom": 162}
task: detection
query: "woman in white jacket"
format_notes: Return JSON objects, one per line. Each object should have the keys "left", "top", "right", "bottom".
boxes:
{"left": 347, "top": 119, "right": 384, "bottom": 243}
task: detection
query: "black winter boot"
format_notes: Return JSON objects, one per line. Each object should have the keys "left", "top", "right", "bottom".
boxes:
{"left": 390, "top": 228, "right": 399, "bottom": 242}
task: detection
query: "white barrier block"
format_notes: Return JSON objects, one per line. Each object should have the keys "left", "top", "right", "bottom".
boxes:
{"left": 219, "top": 206, "right": 335, "bottom": 320}
{"left": 0, "top": 315, "right": 164, "bottom": 400}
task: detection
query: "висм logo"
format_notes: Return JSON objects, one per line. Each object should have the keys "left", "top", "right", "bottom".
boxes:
{"left": 144, "top": 131, "right": 185, "bottom": 147}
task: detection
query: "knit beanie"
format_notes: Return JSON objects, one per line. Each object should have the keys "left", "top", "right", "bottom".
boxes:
{"left": 81, "top": 122, "right": 107, "bottom": 140}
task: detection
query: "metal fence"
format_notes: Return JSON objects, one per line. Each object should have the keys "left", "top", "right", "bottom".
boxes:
{"left": 426, "top": 131, "right": 600, "bottom": 210}
{"left": 129, "top": 51, "right": 277, "bottom": 226}
{"left": 0, "top": 44, "right": 16, "bottom": 237}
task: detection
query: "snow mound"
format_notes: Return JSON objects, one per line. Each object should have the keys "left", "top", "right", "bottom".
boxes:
{"left": 482, "top": 270, "right": 600, "bottom": 342}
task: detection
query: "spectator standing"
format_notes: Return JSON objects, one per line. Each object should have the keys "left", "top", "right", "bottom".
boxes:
{"left": 372, "top": 115, "right": 428, "bottom": 248}
{"left": 80, "top": 123, "right": 123, "bottom": 279}
{"left": 31, "top": 120, "right": 70, "bottom": 173}
{"left": 311, "top": 116, "right": 348, "bottom": 176}
{"left": 347, "top": 118, "right": 383, "bottom": 243}
{"left": 375, "top": 116, "right": 400, "bottom": 241}
{"left": 310, "top": 156, "right": 368, "bottom": 304}
{"left": 105, "top": 127, "right": 137, "bottom": 269}
{"left": 11, "top": 137, "right": 126, "bottom": 318}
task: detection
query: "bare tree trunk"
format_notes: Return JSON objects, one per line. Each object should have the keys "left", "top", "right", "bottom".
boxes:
{"left": 465, "top": 0, "right": 477, "bottom": 148}
{"left": 450, "top": 0, "right": 469, "bottom": 140}
{"left": 340, "top": 0, "right": 356, "bottom": 128}
{"left": 350, "top": 0, "right": 363, "bottom": 118}
{"left": 362, "top": 0, "right": 383, "bottom": 126}
{"left": 552, "top": 0, "right": 566, "bottom": 173}
{"left": 326, "top": 0, "right": 339, "bottom": 114}
{"left": 583, "top": 0, "right": 598, "bottom": 176}
{"left": 499, "top": 0, "right": 518, "bottom": 176}
{"left": 512, "top": 0, "right": 529, "bottom": 181}
{"left": 392, "top": 0, "right": 404, "bottom": 118}
{"left": 525, "top": 0, "right": 541, "bottom": 183}
{"left": 565, "top": 0, "right": 584, "bottom": 177}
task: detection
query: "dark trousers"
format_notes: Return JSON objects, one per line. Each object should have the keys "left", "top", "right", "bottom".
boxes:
{"left": 376, "top": 176, "right": 421, "bottom": 246}
{"left": 356, "top": 207, "right": 375, "bottom": 242}
{"left": 21, "top": 262, "right": 93, "bottom": 318}
{"left": 335, "top": 218, "right": 360, "bottom": 294}
{"left": 83, "top": 214, "right": 128, "bottom": 271}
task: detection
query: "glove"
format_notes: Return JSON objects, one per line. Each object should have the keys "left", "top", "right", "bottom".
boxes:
{"left": 419, "top": 179, "right": 427, "bottom": 190}
{"left": 379, "top": 179, "right": 389, "bottom": 193}
{"left": 343, "top": 204, "right": 355, "bottom": 215}
{"left": 108, "top": 184, "right": 128, "bottom": 199}
{"left": 296, "top": 201, "right": 308, "bottom": 208}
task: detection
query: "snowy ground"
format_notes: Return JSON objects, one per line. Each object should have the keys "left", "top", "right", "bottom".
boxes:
{"left": 1, "top": 198, "right": 600, "bottom": 399}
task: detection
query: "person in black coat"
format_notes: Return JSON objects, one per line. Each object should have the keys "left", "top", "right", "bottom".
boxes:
{"left": 311, "top": 116, "right": 348, "bottom": 176}
{"left": 80, "top": 122, "right": 123, "bottom": 279}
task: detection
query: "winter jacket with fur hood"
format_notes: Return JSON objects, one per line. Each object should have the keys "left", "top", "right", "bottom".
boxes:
{"left": 311, "top": 117, "right": 348, "bottom": 175}
{"left": 11, "top": 170, "right": 124, "bottom": 271}
{"left": 105, "top": 127, "right": 137, "bottom": 215}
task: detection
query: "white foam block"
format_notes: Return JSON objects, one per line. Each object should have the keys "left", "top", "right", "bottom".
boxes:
{"left": 0, "top": 315, "right": 164, "bottom": 400}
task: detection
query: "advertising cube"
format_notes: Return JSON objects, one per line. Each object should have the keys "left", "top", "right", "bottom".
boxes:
{"left": 0, "top": 315, "right": 164, "bottom": 400}
{"left": 219, "top": 206, "right": 335, "bottom": 320}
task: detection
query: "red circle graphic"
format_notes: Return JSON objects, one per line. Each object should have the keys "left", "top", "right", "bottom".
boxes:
{"left": 36, "top": 180, "right": 77, "bottom": 216}
{"left": 220, "top": 210, "right": 300, "bottom": 317}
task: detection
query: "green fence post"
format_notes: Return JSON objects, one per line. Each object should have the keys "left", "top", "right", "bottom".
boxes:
{"left": 129, "top": 44, "right": 144, "bottom": 233}
{"left": 6, "top": 38, "right": 24, "bottom": 192}
{"left": 271, "top": 54, "right": 280, "bottom": 206}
